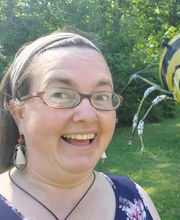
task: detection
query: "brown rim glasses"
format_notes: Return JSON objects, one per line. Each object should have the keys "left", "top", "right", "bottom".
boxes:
{"left": 20, "top": 87, "right": 122, "bottom": 111}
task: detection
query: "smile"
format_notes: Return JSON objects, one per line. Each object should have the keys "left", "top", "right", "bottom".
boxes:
{"left": 61, "top": 133, "right": 96, "bottom": 146}
{"left": 62, "top": 133, "right": 95, "bottom": 140}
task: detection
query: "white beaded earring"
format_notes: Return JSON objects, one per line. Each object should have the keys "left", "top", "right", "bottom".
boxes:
{"left": 101, "top": 151, "right": 107, "bottom": 164}
{"left": 13, "top": 134, "right": 27, "bottom": 170}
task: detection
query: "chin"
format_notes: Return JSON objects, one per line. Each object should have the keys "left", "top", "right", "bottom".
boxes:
{"left": 62, "top": 156, "right": 98, "bottom": 174}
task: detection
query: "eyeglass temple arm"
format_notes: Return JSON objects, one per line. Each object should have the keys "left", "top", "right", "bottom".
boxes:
{"left": 20, "top": 92, "right": 41, "bottom": 101}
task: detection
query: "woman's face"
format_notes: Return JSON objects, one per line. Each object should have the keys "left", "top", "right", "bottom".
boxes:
{"left": 18, "top": 47, "right": 116, "bottom": 178}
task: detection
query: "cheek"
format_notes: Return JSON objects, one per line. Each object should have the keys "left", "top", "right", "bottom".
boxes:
{"left": 100, "top": 111, "right": 116, "bottom": 139}
{"left": 22, "top": 104, "right": 67, "bottom": 142}
{"left": 104, "top": 110, "right": 116, "bottom": 127}
{"left": 21, "top": 105, "right": 70, "bottom": 162}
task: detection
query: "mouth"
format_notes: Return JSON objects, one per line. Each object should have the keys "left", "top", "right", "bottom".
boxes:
{"left": 61, "top": 133, "right": 96, "bottom": 146}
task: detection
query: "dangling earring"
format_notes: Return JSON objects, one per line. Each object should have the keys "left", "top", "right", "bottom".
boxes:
{"left": 13, "top": 134, "right": 27, "bottom": 170}
{"left": 101, "top": 151, "right": 107, "bottom": 164}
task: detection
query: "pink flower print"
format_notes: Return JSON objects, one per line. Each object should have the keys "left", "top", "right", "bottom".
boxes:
{"left": 119, "top": 196, "right": 146, "bottom": 220}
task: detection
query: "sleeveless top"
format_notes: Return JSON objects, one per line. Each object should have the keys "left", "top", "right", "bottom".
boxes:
{"left": 0, "top": 173, "right": 153, "bottom": 220}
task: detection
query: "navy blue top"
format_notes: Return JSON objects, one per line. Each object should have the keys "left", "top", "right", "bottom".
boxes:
{"left": 0, "top": 173, "right": 153, "bottom": 220}
{"left": 105, "top": 173, "right": 153, "bottom": 220}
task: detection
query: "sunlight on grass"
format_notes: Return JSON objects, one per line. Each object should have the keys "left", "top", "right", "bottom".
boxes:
{"left": 151, "top": 123, "right": 160, "bottom": 126}
{"left": 145, "top": 187, "right": 157, "bottom": 195}
{"left": 108, "top": 168, "right": 120, "bottom": 173}
{"left": 156, "top": 163, "right": 170, "bottom": 168}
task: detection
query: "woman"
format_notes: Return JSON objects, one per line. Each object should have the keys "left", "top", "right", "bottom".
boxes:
{"left": 0, "top": 32, "right": 161, "bottom": 219}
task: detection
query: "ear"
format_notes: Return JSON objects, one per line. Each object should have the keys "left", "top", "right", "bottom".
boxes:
{"left": 8, "top": 99, "right": 25, "bottom": 134}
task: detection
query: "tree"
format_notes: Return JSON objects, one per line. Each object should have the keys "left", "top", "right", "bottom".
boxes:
{"left": 0, "top": 0, "right": 180, "bottom": 124}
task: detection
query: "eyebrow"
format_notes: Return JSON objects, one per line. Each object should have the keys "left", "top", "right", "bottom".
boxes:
{"left": 96, "top": 80, "right": 113, "bottom": 89}
{"left": 45, "top": 77, "right": 77, "bottom": 88}
{"left": 45, "top": 77, "right": 113, "bottom": 89}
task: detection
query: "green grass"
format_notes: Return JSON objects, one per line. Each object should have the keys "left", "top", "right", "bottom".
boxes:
{"left": 96, "top": 116, "right": 180, "bottom": 220}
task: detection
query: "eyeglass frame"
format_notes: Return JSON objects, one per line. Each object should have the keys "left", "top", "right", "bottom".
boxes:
{"left": 19, "top": 87, "right": 123, "bottom": 111}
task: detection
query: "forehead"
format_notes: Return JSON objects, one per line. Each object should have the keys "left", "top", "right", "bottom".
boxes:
{"left": 31, "top": 47, "right": 113, "bottom": 90}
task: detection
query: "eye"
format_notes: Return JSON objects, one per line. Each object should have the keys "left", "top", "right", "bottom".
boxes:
{"left": 44, "top": 88, "right": 76, "bottom": 105}
{"left": 95, "top": 93, "right": 110, "bottom": 102}
{"left": 52, "top": 92, "right": 69, "bottom": 100}
{"left": 43, "top": 88, "right": 80, "bottom": 108}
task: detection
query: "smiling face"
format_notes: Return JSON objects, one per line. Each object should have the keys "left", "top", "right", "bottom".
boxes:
{"left": 17, "top": 47, "right": 116, "bottom": 180}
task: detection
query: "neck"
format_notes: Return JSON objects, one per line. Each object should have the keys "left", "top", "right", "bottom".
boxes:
{"left": 10, "top": 167, "right": 95, "bottom": 194}
{"left": 9, "top": 168, "right": 96, "bottom": 220}
{"left": 23, "top": 166, "right": 94, "bottom": 188}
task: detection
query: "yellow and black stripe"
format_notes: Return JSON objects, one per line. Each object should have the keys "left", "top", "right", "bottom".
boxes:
{"left": 159, "top": 34, "right": 180, "bottom": 93}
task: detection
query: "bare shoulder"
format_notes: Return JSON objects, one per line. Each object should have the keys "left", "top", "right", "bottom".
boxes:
{"left": 0, "top": 171, "right": 12, "bottom": 199}
{"left": 135, "top": 183, "right": 161, "bottom": 220}
{"left": 0, "top": 171, "right": 10, "bottom": 186}
{"left": 91, "top": 171, "right": 116, "bottom": 220}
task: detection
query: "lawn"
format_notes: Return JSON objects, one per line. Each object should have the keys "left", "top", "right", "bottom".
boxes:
{"left": 96, "top": 115, "right": 180, "bottom": 220}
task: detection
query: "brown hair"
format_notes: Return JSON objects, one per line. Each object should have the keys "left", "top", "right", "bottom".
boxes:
{"left": 0, "top": 32, "right": 101, "bottom": 170}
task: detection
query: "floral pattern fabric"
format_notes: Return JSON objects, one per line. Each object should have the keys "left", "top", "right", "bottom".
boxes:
{"left": 104, "top": 173, "right": 153, "bottom": 220}
{"left": 119, "top": 196, "right": 147, "bottom": 220}
{"left": 0, "top": 194, "right": 26, "bottom": 220}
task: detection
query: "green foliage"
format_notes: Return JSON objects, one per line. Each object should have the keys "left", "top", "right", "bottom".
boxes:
{"left": 0, "top": 0, "right": 180, "bottom": 123}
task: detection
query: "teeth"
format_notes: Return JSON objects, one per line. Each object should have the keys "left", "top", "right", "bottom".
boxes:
{"left": 88, "top": 134, "right": 94, "bottom": 139}
{"left": 63, "top": 133, "right": 95, "bottom": 140}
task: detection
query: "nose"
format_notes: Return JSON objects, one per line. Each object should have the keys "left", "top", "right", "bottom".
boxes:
{"left": 72, "top": 98, "right": 98, "bottom": 124}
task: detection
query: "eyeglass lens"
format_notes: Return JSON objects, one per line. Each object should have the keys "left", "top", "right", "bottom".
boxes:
{"left": 42, "top": 88, "right": 121, "bottom": 110}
